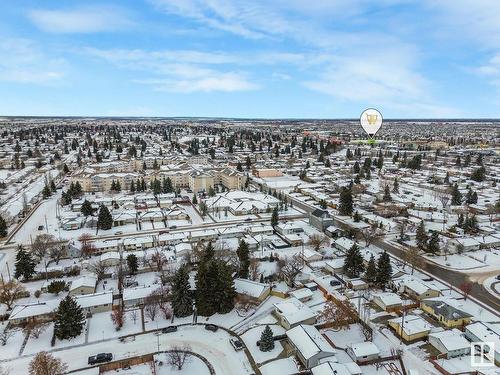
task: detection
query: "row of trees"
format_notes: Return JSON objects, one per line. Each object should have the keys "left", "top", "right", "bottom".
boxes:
{"left": 343, "top": 245, "right": 392, "bottom": 287}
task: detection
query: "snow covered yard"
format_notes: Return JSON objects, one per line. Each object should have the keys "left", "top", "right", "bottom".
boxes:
{"left": 88, "top": 311, "right": 143, "bottom": 342}
{"left": 241, "top": 324, "right": 285, "bottom": 364}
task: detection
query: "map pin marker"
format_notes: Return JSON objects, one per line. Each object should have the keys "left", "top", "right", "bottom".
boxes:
{"left": 360, "top": 108, "right": 383, "bottom": 139}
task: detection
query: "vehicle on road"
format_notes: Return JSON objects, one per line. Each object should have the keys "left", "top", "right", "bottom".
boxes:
{"left": 205, "top": 324, "right": 218, "bottom": 332}
{"left": 88, "top": 353, "right": 113, "bottom": 365}
{"left": 162, "top": 326, "right": 178, "bottom": 333}
{"left": 230, "top": 338, "right": 243, "bottom": 351}
{"left": 114, "top": 231, "right": 123, "bottom": 235}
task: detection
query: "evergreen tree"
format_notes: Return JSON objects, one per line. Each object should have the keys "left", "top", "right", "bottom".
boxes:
{"left": 427, "top": 232, "right": 440, "bottom": 254}
{"left": 195, "top": 244, "right": 216, "bottom": 316}
{"left": 14, "top": 245, "right": 36, "bottom": 280}
{"left": 130, "top": 179, "right": 136, "bottom": 193}
{"left": 271, "top": 206, "right": 279, "bottom": 227}
{"left": 215, "top": 261, "right": 236, "bottom": 313}
{"left": 364, "top": 254, "right": 377, "bottom": 283}
{"left": 97, "top": 205, "right": 113, "bottom": 231}
{"left": 0, "top": 215, "right": 7, "bottom": 237}
{"left": 171, "top": 265, "right": 193, "bottom": 317}
{"left": 343, "top": 244, "right": 365, "bottom": 278}
{"left": 471, "top": 166, "right": 486, "bottom": 182}
{"left": 451, "top": 183, "right": 462, "bottom": 205}
{"left": 392, "top": 178, "right": 399, "bottom": 193}
{"left": 192, "top": 195, "right": 198, "bottom": 204}
{"left": 237, "top": 240, "right": 250, "bottom": 279}
{"left": 382, "top": 185, "right": 392, "bottom": 202}
{"left": 80, "top": 200, "right": 93, "bottom": 217}
{"left": 376, "top": 251, "right": 392, "bottom": 287}
{"left": 42, "top": 185, "right": 51, "bottom": 199}
{"left": 259, "top": 325, "right": 275, "bottom": 352}
{"left": 416, "top": 220, "right": 428, "bottom": 250}
{"left": 338, "top": 187, "right": 353, "bottom": 216}
{"left": 126, "top": 254, "right": 138, "bottom": 275}
{"left": 54, "top": 296, "right": 85, "bottom": 340}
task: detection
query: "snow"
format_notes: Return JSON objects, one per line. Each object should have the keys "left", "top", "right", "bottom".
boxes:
{"left": 241, "top": 325, "right": 285, "bottom": 364}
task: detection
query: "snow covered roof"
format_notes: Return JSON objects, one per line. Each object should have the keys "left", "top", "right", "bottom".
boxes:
{"left": 233, "top": 278, "right": 269, "bottom": 299}
{"left": 348, "top": 342, "right": 380, "bottom": 358}
{"left": 429, "top": 329, "right": 470, "bottom": 351}
{"left": 274, "top": 298, "right": 317, "bottom": 326}
{"left": 312, "top": 362, "right": 361, "bottom": 375}
{"left": 389, "top": 315, "right": 432, "bottom": 335}
{"left": 69, "top": 275, "right": 97, "bottom": 291}
{"left": 75, "top": 291, "right": 113, "bottom": 309}
{"left": 286, "top": 324, "right": 335, "bottom": 360}
{"left": 372, "top": 292, "right": 402, "bottom": 307}
{"left": 9, "top": 301, "right": 58, "bottom": 320}
{"left": 122, "top": 285, "right": 159, "bottom": 301}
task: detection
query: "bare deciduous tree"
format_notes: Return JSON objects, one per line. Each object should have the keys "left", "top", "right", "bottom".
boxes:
{"left": 166, "top": 345, "right": 192, "bottom": 370}
{"left": 278, "top": 254, "right": 304, "bottom": 287}
{"left": 403, "top": 247, "right": 423, "bottom": 275}
{"left": 0, "top": 280, "right": 26, "bottom": 309}
{"left": 32, "top": 234, "right": 57, "bottom": 279}
{"left": 130, "top": 309, "right": 138, "bottom": 324}
{"left": 144, "top": 293, "right": 160, "bottom": 321}
{"left": 249, "top": 258, "right": 260, "bottom": 281}
{"left": 29, "top": 351, "right": 67, "bottom": 375}
{"left": 0, "top": 328, "right": 16, "bottom": 346}
{"left": 308, "top": 234, "right": 329, "bottom": 251}
{"left": 320, "top": 300, "right": 357, "bottom": 330}
{"left": 49, "top": 246, "right": 66, "bottom": 265}
{"left": 78, "top": 233, "right": 96, "bottom": 257}
{"left": 360, "top": 222, "right": 382, "bottom": 246}
{"left": 23, "top": 319, "right": 49, "bottom": 339}
{"left": 111, "top": 306, "right": 126, "bottom": 330}
{"left": 87, "top": 260, "right": 108, "bottom": 282}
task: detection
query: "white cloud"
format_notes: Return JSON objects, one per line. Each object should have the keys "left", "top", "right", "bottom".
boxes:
{"left": 85, "top": 47, "right": 258, "bottom": 93}
{"left": 28, "top": 6, "right": 133, "bottom": 33}
{"left": 0, "top": 38, "right": 66, "bottom": 84}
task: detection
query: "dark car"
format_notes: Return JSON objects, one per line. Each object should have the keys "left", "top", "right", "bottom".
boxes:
{"left": 170, "top": 225, "right": 177, "bottom": 229}
{"left": 230, "top": 338, "right": 243, "bottom": 351}
{"left": 205, "top": 324, "right": 218, "bottom": 332}
{"left": 88, "top": 353, "right": 113, "bottom": 365}
{"left": 162, "top": 326, "right": 178, "bottom": 333}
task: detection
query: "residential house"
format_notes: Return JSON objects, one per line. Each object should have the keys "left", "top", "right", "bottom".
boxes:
{"left": 286, "top": 324, "right": 336, "bottom": 368}
{"left": 274, "top": 298, "right": 317, "bottom": 330}
{"left": 421, "top": 299, "right": 472, "bottom": 328}
{"left": 346, "top": 342, "right": 380, "bottom": 364}
{"left": 388, "top": 315, "right": 433, "bottom": 342}
{"left": 428, "top": 329, "right": 471, "bottom": 358}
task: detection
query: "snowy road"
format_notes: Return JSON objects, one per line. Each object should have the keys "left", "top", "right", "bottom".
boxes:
{"left": 0, "top": 325, "right": 254, "bottom": 375}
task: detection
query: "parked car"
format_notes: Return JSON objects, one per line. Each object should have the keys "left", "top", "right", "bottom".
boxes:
{"left": 38, "top": 225, "right": 44, "bottom": 231}
{"left": 88, "top": 353, "right": 113, "bottom": 365}
{"left": 230, "top": 338, "right": 243, "bottom": 351}
{"left": 162, "top": 326, "right": 178, "bottom": 333}
{"left": 114, "top": 231, "right": 123, "bottom": 235}
{"left": 205, "top": 324, "right": 218, "bottom": 332}
{"left": 170, "top": 225, "right": 177, "bottom": 229}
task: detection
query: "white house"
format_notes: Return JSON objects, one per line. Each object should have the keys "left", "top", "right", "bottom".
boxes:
{"left": 75, "top": 291, "right": 113, "bottom": 315}
{"left": 274, "top": 298, "right": 317, "bottom": 330}
{"left": 372, "top": 292, "right": 403, "bottom": 312}
{"left": 346, "top": 342, "right": 380, "bottom": 363}
{"left": 286, "top": 324, "right": 336, "bottom": 368}
{"left": 428, "top": 329, "right": 471, "bottom": 358}
{"left": 233, "top": 278, "right": 270, "bottom": 301}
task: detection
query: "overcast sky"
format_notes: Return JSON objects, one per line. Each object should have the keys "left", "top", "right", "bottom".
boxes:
{"left": 1, "top": 0, "right": 500, "bottom": 118}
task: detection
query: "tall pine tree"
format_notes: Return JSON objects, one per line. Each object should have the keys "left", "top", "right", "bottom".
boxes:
{"left": 97, "top": 205, "right": 113, "bottom": 231}
{"left": 364, "top": 254, "right": 377, "bottom": 284}
{"left": 54, "top": 296, "right": 85, "bottom": 340}
{"left": 14, "top": 245, "right": 36, "bottom": 280}
{"left": 0, "top": 215, "right": 7, "bottom": 237}
{"left": 338, "top": 187, "right": 353, "bottom": 216}
{"left": 416, "top": 220, "right": 428, "bottom": 250}
{"left": 376, "top": 251, "right": 392, "bottom": 288}
{"left": 171, "top": 265, "right": 193, "bottom": 317}
{"left": 343, "top": 244, "right": 364, "bottom": 278}
{"left": 237, "top": 240, "right": 250, "bottom": 279}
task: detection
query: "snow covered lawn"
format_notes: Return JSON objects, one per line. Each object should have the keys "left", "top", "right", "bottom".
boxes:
{"left": 241, "top": 324, "right": 285, "bottom": 364}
